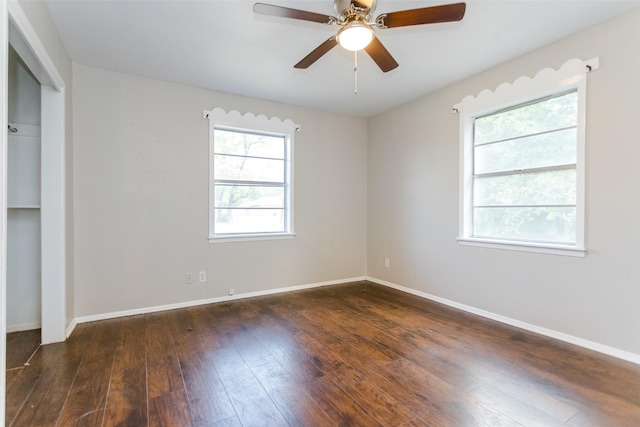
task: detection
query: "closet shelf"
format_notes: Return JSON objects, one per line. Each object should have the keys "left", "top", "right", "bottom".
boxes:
{"left": 8, "top": 205, "right": 40, "bottom": 209}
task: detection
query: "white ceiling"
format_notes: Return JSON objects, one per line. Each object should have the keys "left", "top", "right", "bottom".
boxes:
{"left": 45, "top": 0, "right": 640, "bottom": 117}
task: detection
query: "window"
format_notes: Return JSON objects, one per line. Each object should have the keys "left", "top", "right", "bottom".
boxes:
{"left": 456, "top": 58, "right": 597, "bottom": 256}
{"left": 205, "top": 108, "right": 298, "bottom": 241}
{"left": 473, "top": 91, "right": 578, "bottom": 244}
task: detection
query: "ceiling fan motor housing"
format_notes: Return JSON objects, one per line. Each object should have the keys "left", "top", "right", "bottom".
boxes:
{"left": 334, "top": 0, "right": 377, "bottom": 22}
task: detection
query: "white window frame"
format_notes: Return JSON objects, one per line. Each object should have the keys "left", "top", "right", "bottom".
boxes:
{"left": 455, "top": 58, "right": 598, "bottom": 257}
{"left": 204, "top": 108, "right": 299, "bottom": 243}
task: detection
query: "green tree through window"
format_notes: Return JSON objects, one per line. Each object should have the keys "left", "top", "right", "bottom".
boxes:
{"left": 213, "top": 128, "right": 288, "bottom": 235}
{"left": 472, "top": 91, "right": 578, "bottom": 244}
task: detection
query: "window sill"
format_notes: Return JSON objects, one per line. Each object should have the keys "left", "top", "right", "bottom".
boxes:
{"left": 457, "top": 237, "right": 586, "bottom": 257}
{"left": 209, "top": 232, "right": 296, "bottom": 244}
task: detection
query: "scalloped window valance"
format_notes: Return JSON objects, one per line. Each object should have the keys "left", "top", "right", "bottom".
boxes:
{"left": 455, "top": 58, "right": 597, "bottom": 257}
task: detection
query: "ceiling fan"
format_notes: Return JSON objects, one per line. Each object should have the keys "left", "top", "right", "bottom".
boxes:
{"left": 253, "top": 0, "right": 466, "bottom": 72}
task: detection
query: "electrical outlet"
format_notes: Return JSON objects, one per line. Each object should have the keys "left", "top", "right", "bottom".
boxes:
{"left": 384, "top": 258, "right": 390, "bottom": 268}
{"left": 228, "top": 288, "right": 235, "bottom": 296}
{"left": 185, "top": 272, "right": 193, "bottom": 284}
{"left": 199, "top": 271, "right": 206, "bottom": 282}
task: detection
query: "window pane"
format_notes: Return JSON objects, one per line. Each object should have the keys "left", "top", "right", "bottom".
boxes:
{"left": 214, "top": 208, "right": 285, "bottom": 234}
{"left": 474, "top": 170, "right": 576, "bottom": 206}
{"left": 214, "top": 155, "right": 284, "bottom": 183}
{"left": 475, "top": 91, "right": 577, "bottom": 145}
{"left": 474, "top": 206, "right": 576, "bottom": 244}
{"left": 215, "top": 185, "right": 284, "bottom": 208}
{"left": 475, "top": 128, "right": 576, "bottom": 174}
{"left": 214, "top": 129, "right": 285, "bottom": 159}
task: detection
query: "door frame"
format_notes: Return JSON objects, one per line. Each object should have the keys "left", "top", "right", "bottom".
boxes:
{"left": 8, "top": 0, "right": 67, "bottom": 345}
{"left": 1, "top": 0, "right": 67, "bottom": 419}
{"left": 1, "top": 0, "right": 9, "bottom": 423}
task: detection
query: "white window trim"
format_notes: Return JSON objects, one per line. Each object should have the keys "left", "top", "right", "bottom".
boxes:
{"left": 204, "top": 108, "right": 299, "bottom": 243}
{"left": 454, "top": 57, "right": 598, "bottom": 257}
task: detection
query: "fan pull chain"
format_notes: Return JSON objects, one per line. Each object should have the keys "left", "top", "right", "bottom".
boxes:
{"left": 354, "top": 50, "right": 358, "bottom": 95}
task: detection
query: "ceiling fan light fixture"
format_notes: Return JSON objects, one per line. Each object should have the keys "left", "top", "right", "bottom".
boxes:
{"left": 337, "top": 21, "right": 373, "bottom": 51}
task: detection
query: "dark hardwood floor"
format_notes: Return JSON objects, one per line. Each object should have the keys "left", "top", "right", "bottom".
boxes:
{"left": 6, "top": 281, "right": 640, "bottom": 426}
{"left": 6, "top": 329, "right": 40, "bottom": 370}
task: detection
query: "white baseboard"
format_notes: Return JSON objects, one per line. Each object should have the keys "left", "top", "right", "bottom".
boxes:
{"left": 72, "top": 276, "right": 367, "bottom": 326}
{"left": 65, "top": 319, "right": 77, "bottom": 338}
{"left": 367, "top": 276, "right": 640, "bottom": 366}
{"left": 68, "top": 275, "right": 639, "bottom": 365}
{"left": 6, "top": 322, "right": 41, "bottom": 334}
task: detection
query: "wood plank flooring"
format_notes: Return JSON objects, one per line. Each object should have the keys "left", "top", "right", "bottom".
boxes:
{"left": 6, "top": 329, "right": 40, "bottom": 370}
{"left": 6, "top": 281, "right": 640, "bottom": 426}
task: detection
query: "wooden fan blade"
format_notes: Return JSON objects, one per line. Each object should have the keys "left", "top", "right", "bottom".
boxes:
{"left": 253, "top": 3, "right": 335, "bottom": 25}
{"left": 364, "top": 36, "right": 398, "bottom": 73}
{"left": 295, "top": 37, "right": 339, "bottom": 69}
{"left": 376, "top": 2, "right": 466, "bottom": 29}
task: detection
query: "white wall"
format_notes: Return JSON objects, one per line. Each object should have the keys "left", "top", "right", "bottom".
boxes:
{"left": 8, "top": 47, "right": 40, "bottom": 125}
{"left": 6, "top": 209, "right": 40, "bottom": 331}
{"left": 368, "top": 10, "right": 640, "bottom": 356}
{"left": 7, "top": 47, "right": 41, "bottom": 331}
{"left": 72, "top": 65, "right": 368, "bottom": 317}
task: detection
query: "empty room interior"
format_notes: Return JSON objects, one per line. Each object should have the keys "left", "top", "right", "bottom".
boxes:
{"left": 3, "top": 0, "right": 640, "bottom": 425}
